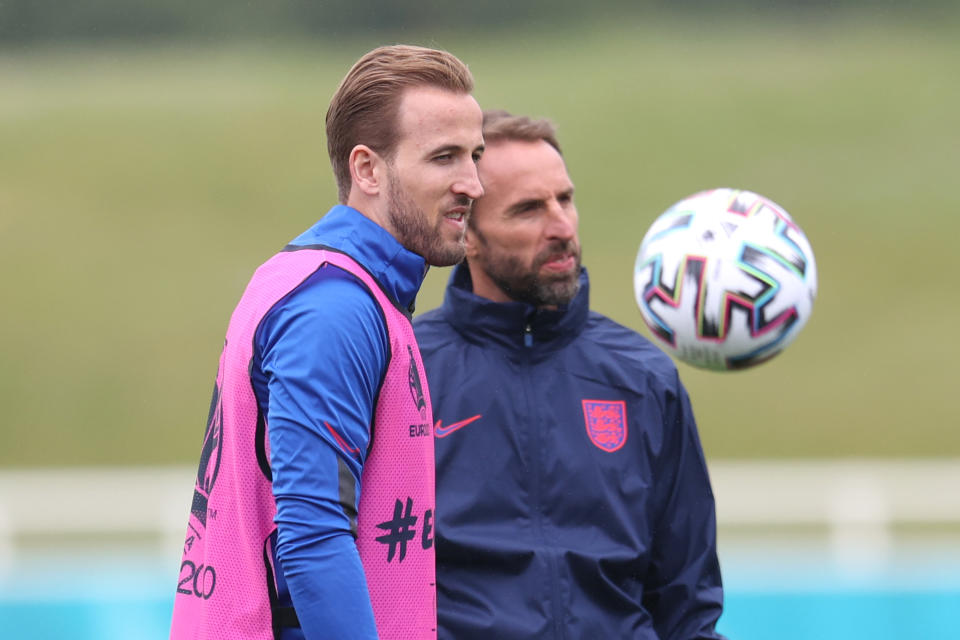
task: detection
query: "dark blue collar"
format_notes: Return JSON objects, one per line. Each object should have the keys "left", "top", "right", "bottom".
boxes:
{"left": 289, "top": 205, "right": 428, "bottom": 311}
{"left": 440, "top": 263, "right": 590, "bottom": 352}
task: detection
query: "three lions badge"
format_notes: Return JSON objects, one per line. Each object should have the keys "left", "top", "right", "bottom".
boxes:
{"left": 582, "top": 400, "right": 628, "bottom": 452}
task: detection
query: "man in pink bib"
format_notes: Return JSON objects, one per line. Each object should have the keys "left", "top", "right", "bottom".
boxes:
{"left": 170, "top": 45, "right": 485, "bottom": 640}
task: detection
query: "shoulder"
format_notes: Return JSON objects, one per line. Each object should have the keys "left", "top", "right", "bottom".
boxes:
{"left": 413, "top": 306, "right": 444, "bottom": 327}
{"left": 258, "top": 264, "right": 389, "bottom": 357}
{"left": 285, "top": 264, "right": 385, "bottom": 322}
{"left": 577, "top": 311, "right": 682, "bottom": 392}
{"left": 412, "top": 307, "right": 456, "bottom": 356}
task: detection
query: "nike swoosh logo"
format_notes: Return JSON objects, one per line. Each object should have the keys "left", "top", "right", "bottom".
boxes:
{"left": 434, "top": 414, "right": 482, "bottom": 438}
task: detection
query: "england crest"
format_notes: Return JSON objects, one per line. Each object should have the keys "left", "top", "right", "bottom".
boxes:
{"left": 582, "top": 399, "right": 628, "bottom": 452}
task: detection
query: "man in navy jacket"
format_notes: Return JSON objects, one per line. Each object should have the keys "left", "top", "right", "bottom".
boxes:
{"left": 414, "top": 110, "right": 726, "bottom": 639}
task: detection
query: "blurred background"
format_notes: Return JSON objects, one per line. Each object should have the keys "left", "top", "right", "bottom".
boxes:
{"left": 2, "top": 1, "right": 958, "bottom": 638}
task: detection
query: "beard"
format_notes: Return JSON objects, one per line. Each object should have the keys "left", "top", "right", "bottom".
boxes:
{"left": 387, "top": 173, "right": 469, "bottom": 267}
{"left": 473, "top": 230, "right": 582, "bottom": 307}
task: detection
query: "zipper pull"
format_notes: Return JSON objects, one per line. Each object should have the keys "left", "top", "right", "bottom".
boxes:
{"left": 524, "top": 323, "right": 533, "bottom": 347}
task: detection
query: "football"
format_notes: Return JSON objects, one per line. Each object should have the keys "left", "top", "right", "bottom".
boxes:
{"left": 633, "top": 188, "right": 817, "bottom": 371}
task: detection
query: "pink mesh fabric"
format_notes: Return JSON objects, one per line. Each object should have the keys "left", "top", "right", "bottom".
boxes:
{"left": 358, "top": 329, "right": 436, "bottom": 638}
{"left": 170, "top": 249, "right": 436, "bottom": 639}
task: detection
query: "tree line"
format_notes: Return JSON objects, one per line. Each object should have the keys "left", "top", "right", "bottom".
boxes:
{"left": 1, "top": 0, "right": 948, "bottom": 46}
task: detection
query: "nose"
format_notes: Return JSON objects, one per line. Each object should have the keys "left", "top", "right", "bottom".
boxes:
{"left": 453, "top": 163, "right": 484, "bottom": 201}
{"left": 545, "top": 199, "right": 577, "bottom": 241}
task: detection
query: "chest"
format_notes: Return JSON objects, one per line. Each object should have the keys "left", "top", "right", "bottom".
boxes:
{"left": 430, "top": 347, "right": 666, "bottom": 541}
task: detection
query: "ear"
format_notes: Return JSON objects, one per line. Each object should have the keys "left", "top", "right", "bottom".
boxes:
{"left": 348, "top": 145, "right": 385, "bottom": 197}
{"left": 464, "top": 225, "right": 481, "bottom": 261}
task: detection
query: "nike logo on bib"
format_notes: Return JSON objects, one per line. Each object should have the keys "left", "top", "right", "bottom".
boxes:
{"left": 434, "top": 414, "right": 482, "bottom": 438}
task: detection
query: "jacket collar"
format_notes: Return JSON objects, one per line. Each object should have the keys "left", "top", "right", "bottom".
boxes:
{"left": 440, "top": 263, "right": 590, "bottom": 351}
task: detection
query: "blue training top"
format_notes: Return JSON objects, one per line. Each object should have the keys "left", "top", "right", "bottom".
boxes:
{"left": 250, "top": 205, "right": 427, "bottom": 639}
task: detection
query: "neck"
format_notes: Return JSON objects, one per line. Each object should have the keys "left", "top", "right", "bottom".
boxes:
{"left": 346, "top": 194, "right": 393, "bottom": 238}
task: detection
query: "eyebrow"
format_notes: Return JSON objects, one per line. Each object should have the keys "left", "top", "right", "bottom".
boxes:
{"left": 506, "top": 187, "right": 575, "bottom": 216}
{"left": 507, "top": 197, "right": 547, "bottom": 215}
{"left": 426, "top": 143, "right": 485, "bottom": 157}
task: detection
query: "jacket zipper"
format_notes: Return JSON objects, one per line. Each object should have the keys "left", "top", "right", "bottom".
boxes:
{"left": 522, "top": 320, "right": 565, "bottom": 638}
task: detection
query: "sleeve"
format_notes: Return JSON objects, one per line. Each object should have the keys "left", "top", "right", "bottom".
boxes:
{"left": 643, "top": 372, "right": 727, "bottom": 640}
{"left": 255, "top": 265, "right": 389, "bottom": 639}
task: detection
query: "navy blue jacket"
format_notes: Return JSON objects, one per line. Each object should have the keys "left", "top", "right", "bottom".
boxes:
{"left": 414, "top": 265, "right": 725, "bottom": 640}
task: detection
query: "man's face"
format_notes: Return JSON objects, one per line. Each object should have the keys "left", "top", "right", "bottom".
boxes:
{"left": 385, "top": 86, "right": 485, "bottom": 267}
{"left": 466, "top": 138, "right": 581, "bottom": 307}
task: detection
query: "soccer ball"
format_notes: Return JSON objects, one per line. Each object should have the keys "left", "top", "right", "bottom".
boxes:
{"left": 633, "top": 188, "right": 817, "bottom": 371}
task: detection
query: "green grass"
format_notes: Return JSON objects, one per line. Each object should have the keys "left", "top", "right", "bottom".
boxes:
{"left": 2, "top": 15, "right": 958, "bottom": 466}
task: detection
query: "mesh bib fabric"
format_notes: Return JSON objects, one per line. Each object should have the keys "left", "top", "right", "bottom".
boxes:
{"left": 170, "top": 248, "right": 436, "bottom": 639}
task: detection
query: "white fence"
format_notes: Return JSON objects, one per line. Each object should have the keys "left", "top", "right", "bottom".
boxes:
{"left": 1, "top": 459, "right": 959, "bottom": 567}
{"left": 710, "top": 458, "right": 960, "bottom": 570}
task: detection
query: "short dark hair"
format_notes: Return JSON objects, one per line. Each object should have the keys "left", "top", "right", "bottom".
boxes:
{"left": 326, "top": 45, "right": 475, "bottom": 203}
{"left": 481, "top": 109, "right": 562, "bottom": 154}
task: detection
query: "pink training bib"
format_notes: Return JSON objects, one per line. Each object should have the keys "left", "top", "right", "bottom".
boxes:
{"left": 170, "top": 248, "right": 436, "bottom": 639}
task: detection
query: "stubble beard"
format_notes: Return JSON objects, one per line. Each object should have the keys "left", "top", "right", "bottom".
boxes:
{"left": 387, "top": 174, "right": 468, "bottom": 267}
{"left": 474, "top": 231, "right": 582, "bottom": 307}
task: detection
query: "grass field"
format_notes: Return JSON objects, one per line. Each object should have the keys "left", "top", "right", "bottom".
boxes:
{"left": 1, "top": 14, "right": 958, "bottom": 466}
